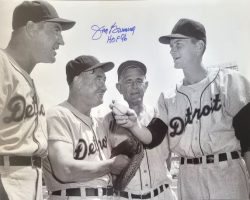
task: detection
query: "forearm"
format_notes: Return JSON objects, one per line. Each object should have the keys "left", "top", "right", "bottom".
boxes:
{"left": 54, "top": 159, "right": 113, "bottom": 183}
{"left": 129, "top": 121, "right": 152, "bottom": 144}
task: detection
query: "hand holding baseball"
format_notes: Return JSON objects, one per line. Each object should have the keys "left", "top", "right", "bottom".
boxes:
{"left": 110, "top": 99, "right": 129, "bottom": 116}
{"left": 110, "top": 100, "right": 138, "bottom": 128}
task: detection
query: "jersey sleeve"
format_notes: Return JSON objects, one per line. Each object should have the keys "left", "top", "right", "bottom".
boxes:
{"left": 102, "top": 112, "right": 113, "bottom": 136}
{"left": 223, "top": 69, "right": 250, "bottom": 154}
{"left": 156, "top": 92, "right": 170, "bottom": 125}
{"left": 102, "top": 112, "right": 116, "bottom": 148}
{"left": 0, "top": 52, "right": 11, "bottom": 114}
{"left": 46, "top": 108, "right": 73, "bottom": 143}
{"left": 223, "top": 69, "right": 250, "bottom": 116}
{"left": 142, "top": 95, "right": 169, "bottom": 149}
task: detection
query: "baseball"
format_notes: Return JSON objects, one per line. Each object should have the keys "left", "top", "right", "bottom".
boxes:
{"left": 112, "top": 100, "right": 129, "bottom": 115}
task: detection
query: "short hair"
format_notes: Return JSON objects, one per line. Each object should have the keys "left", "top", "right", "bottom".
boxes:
{"left": 191, "top": 37, "right": 206, "bottom": 55}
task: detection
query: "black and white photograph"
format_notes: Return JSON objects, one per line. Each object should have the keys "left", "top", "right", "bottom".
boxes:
{"left": 0, "top": 0, "right": 250, "bottom": 199}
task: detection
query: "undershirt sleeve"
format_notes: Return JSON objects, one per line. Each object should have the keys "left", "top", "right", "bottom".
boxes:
{"left": 144, "top": 117, "right": 168, "bottom": 149}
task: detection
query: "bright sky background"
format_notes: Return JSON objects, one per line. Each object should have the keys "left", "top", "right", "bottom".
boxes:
{"left": 1, "top": 0, "right": 250, "bottom": 117}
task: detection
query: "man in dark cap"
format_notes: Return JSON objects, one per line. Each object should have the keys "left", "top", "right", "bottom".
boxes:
{"left": 43, "top": 55, "right": 130, "bottom": 200}
{"left": 112, "top": 18, "right": 250, "bottom": 199}
{"left": 0, "top": 1, "right": 75, "bottom": 199}
{"left": 105, "top": 60, "right": 176, "bottom": 200}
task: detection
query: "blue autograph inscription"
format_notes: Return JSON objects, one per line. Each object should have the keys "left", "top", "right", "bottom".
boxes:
{"left": 91, "top": 22, "right": 136, "bottom": 44}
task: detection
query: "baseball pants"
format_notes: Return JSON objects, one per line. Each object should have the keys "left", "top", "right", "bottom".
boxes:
{"left": 0, "top": 166, "right": 43, "bottom": 200}
{"left": 178, "top": 156, "right": 249, "bottom": 200}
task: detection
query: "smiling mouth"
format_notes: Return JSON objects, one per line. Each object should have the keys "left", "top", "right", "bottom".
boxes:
{"left": 130, "top": 92, "right": 140, "bottom": 96}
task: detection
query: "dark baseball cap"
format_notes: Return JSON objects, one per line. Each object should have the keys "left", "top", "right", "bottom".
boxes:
{"left": 117, "top": 60, "right": 147, "bottom": 80}
{"left": 159, "top": 18, "right": 206, "bottom": 44}
{"left": 66, "top": 55, "right": 114, "bottom": 84}
{"left": 12, "top": 1, "right": 75, "bottom": 31}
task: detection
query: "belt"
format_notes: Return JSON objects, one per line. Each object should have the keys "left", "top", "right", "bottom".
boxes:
{"left": 0, "top": 156, "right": 41, "bottom": 168}
{"left": 180, "top": 151, "right": 240, "bottom": 165}
{"left": 115, "top": 184, "right": 169, "bottom": 199}
{"left": 51, "top": 187, "right": 113, "bottom": 196}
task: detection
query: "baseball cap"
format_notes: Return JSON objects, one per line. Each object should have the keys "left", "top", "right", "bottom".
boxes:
{"left": 66, "top": 55, "right": 114, "bottom": 84}
{"left": 117, "top": 60, "right": 147, "bottom": 80}
{"left": 12, "top": 1, "right": 75, "bottom": 31}
{"left": 159, "top": 18, "right": 206, "bottom": 44}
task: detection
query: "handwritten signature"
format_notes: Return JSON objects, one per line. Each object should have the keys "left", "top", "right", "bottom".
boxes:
{"left": 91, "top": 22, "right": 136, "bottom": 43}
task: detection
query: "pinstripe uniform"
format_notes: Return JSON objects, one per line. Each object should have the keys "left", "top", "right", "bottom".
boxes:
{"left": 0, "top": 50, "right": 47, "bottom": 200}
{"left": 158, "top": 67, "right": 250, "bottom": 200}
{"left": 104, "top": 105, "right": 176, "bottom": 200}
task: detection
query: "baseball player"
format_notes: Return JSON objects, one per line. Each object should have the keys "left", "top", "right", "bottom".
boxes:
{"left": 112, "top": 18, "right": 250, "bottom": 200}
{"left": 0, "top": 1, "right": 75, "bottom": 200}
{"left": 104, "top": 60, "right": 176, "bottom": 200}
{"left": 43, "top": 55, "right": 130, "bottom": 200}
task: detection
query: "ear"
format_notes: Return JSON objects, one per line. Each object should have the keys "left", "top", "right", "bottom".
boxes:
{"left": 25, "top": 21, "right": 37, "bottom": 38}
{"left": 196, "top": 40, "right": 205, "bottom": 54}
{"left": 116, "top": 83, "right": 123, "bottom": 94}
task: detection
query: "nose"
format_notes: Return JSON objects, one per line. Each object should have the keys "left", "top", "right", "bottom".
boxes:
{"left": 102, "top": 84, "right": 107, "bottom": 93}
{"left": 58, "top": 32, "right": 65, "bottom": 45}
{"left": 170, "top": 47, "right": 178, "bottom": 58}
{"left": 99, "top": 79, "right": 107, "bottom": 92}
{"left": 131, "top": 81, "right": 139, "bottom": 89}
{"left": 170, "top": 47, "right": 175, "bottom": 55}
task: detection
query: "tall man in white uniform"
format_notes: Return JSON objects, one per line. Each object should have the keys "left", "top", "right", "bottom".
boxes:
{"left": 43, "top": 55, "right": 131, "bottom": 200}
{"left": 104, "top": 60, "right": 176, "bottom": 200}
{"left": 0, "top": 1, "right": 75, "bottom": 200}
{"left": 112, "top": 18, "right": 250, "bottom": 200}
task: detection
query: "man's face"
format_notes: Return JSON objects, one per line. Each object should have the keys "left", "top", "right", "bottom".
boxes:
{"left": 33, "top": 22, "right": 64, "bottom": 63}
{"left": 78, "top": 67, "right": 107, "bottom": 108}
{"left": 169, "top": 38, "right": 198, "bottom": 69}
{"left": 117, "top": 67, "right": 148, "bottom": 106}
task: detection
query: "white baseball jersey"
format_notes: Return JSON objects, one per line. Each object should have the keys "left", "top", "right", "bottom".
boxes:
{"left": 0, "top": 49, "right": 48, "bottom": 157}
{"left": 103, "top": 105, "right": 176, "bottom": 200}
{"left": 0, "top": 49, "right": 47, "bottom": 200}
{"left": 43, "top": 101, "right": 112, "bottom": 193}
{"left": 158, "top": 67, "right": 250, "bottom": 199}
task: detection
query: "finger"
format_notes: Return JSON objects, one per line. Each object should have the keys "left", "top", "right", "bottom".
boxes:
{"left": 115, "top": 119, "right": 128, "bottom": 126}
{"left": 127, "top": 108, "right": 137, "bottom": 116}
{"left": 114, "top": 115, "right": 128, "bottom": 120}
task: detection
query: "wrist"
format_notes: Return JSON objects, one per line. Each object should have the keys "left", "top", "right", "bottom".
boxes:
{"left": 106, "top": 158, "right": 115, "bottom": 173}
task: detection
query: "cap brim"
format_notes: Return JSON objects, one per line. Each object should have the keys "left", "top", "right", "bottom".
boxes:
{"left": 159, "top": 34, "right": 190, "bottom": 44}
{"left": 46, "top": 18, "right": 76, "bottom": 31}
{"left": 88, "top": 62, "right": 115, "bottom": 72}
